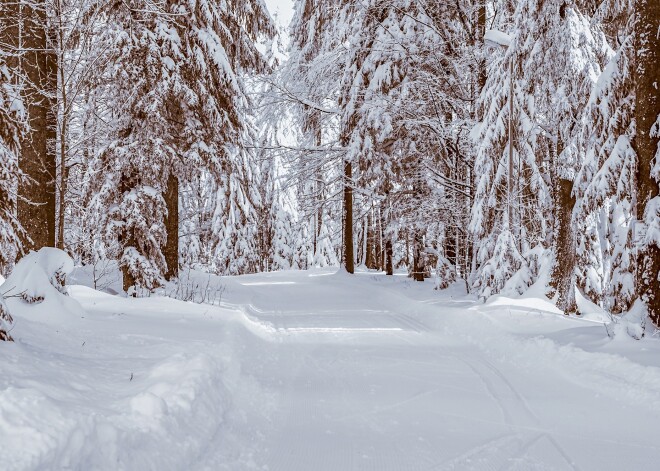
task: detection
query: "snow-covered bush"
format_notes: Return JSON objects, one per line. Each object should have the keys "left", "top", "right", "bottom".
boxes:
{"left": 1, "top": 248, "right": 73, "bottom": 303}
{"left": 0, "top": 248, "right": 85, "bottom": 329}
{"left": 0, "top": 295, "right": 12, "bottom": 341}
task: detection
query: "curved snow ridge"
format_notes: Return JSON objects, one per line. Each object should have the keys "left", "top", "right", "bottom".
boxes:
{"left": 0, "top": 352, "right": 231, "bottom": 471}
{"left": 450, "top": 313, "right": 660, "bottom": 413}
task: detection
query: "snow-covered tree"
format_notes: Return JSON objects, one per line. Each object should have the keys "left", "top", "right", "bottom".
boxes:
{"left": 88, "top": 0, "right": 274, "bottom": 291}
{"left": 471, "top": 0, "right": 607, "bottom": 302}
{"left": 0, "top": 55, "right": 24, "bottom": 274}
{"left": 517, "top": 0, "right": 609, "bottom": 312}
{"left": 573, "top": 0, "right": 634, "bottom": 313}
{"left": 276, "top": 0, "right": 346, "bottom": 269}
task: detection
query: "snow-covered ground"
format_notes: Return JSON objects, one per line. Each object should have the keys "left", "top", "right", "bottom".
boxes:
{"left": 2, "top": 268, "right": 660, "bottom": 470}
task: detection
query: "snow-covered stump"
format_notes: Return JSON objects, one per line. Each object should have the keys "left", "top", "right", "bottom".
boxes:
{"left": 605, "top": 301, "right": 650, "bottom": 340}
{"left": 0, "top": 248, "right": 84, "bottom": 336}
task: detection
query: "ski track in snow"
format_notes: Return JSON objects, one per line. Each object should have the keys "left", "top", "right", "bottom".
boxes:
{"left": 2, "top": 268, "right": 660, "bottom": 470}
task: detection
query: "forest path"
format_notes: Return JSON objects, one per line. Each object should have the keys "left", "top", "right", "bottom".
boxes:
{"left": 195, "top": 269, "right": 660, "bottom": 471}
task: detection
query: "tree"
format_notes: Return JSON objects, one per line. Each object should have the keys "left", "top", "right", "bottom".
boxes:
{"left": 633, "top": 0, "right": 660, "bottom": 326}
{"left": 471, "top": 22, "right": 549, "bottom": 298}
{"left": 514, "top": 0, "right": 608, "bottom": 313}
{"left": 278, "top": 0, "right": 346, "bottom": 270}
{"left": 88, "top": 0, "right": 274, "bottom": 291}
{"left": 15, "top": 0, "right": 58, "bottom": 254}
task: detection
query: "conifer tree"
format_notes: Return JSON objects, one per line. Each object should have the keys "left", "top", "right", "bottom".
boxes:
{"left": 515, "top": 0, "right": 608, "bottom": 312}
{"left": 88, "top": 0, "right": 274, "bottom": 291}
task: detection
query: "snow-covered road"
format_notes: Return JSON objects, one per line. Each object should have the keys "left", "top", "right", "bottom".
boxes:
{"left": 3, "top": 269, "right": 660, "bottom": 470}
{"left": 200, "top": 270, "right": 660, "bottom": 471}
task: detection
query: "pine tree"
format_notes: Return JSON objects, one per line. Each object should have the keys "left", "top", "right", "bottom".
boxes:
{"left": 0, "top": 10, "right": 25, "bottom": 341}
{"left": 88, "top": 0, "right": 274, "bottom": 291}
{"left": 515, "top": 0, "right": 609, "bottom": 312}
{"left": 573, "top": 0, "right": 635, "bottom": 313}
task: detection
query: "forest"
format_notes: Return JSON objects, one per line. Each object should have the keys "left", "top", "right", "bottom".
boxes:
{"left": 2, "top": 1, "right": 660, "bottom": 469}
{"left": 0, "top": 0, "right": 659, "bottom": 337}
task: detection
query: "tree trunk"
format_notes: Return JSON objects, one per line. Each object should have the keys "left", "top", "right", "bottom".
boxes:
{"left": 56, "top": 0, "right": 66, "bottom": 251}
{"left": 411, "top": 232, "right": 425, "bottom": 282}
{"left": 634, "top": 0, "right": 660, "bottom": 327}
{"left": 343, "top": 160, "right": 354, "bottom": 274}
{"left": 476, "top": 0, "right": 487, "bottom": 91}
{"left": 163, "top": 172, "right": 179, "bottom": 280}
{"left": 385, "top": 239, "right": 393, "bottom": 275}
{"left": 17, "top": 2, "right": 57, "bottom": 254}
{"left": 549, "top": 176, "right": 577, "bottom": 314}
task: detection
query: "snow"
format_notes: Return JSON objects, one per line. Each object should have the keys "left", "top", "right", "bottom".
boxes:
{"left": 2, "top": 268, "right": 660, "bottom": 470}
{"left": 1, "top": 248, "right": 85, "bottom": 320}
{"left": 484, "top": 29, "right": 512, "bottom": 48}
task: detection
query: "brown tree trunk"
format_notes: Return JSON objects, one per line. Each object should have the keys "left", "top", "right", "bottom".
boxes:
{"left": 549, "top": 176, "right": 577, "bottom": 314}
{"left": 119, "top": 173, "right": 136, "bottom": 294}
{"left": 412, "top": 233, "right": 425, "bottom": 282}
{"left": 385, "top": 239, "right": 393, "bottom": 275}
{"left": 634, "top": 0, "right": 660, "bottom": 327}
{"left": 56, "top": 0, "right": 66, "bottom": 251}
{"left": 17, "top": 2, "right": 57, "bottom": 254}
{"left": 163, "top": 172, "right": 179, "bottom": 280}
{"left": 476, "top": 0, "right": 487, "bottom": 91}
{"left": 343, "top": 160, "right": 354, "bottom": 274}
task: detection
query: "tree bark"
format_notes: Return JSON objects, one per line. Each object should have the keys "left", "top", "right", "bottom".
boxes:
{"left": 163, "top": 172, "right": 179, "bottom": 280}
{"left": 17, "top": 1, "right": 57, "bottom": 254}
{"left": 119, "top": 173, "right": 136, "bottom": 294}
{"left": 634, "top": 0, "right": 660, "bottom": 327}
{"left": 385, "top": 239, "right": 393, "bottom": 275}
{"left": 56, "top": 0, "right": 66, "bottom": 251}
{"left": 476, "top": 0, "right": 487, "bottom": 91}
{"left": 411, "top": 232, "right": 425, "bottom": 282}
{"left": 343, "top": 160, "right": 354, "bottom": 273}
{"left": 549, "top": 176, "right": 577, "bottom": 314}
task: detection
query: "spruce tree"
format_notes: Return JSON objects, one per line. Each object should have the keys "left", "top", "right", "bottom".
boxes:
{"left": 88, "top": 0, "right": 274, "bottom": 291}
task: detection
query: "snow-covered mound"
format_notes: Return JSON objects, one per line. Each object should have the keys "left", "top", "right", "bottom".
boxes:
{"left": 0, "top": 248, "right": 85, "bottom": 327}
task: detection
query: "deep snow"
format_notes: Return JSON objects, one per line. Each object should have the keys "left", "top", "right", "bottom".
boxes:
{"left": 2, "top": 268, "right": 660, "bottom": 470}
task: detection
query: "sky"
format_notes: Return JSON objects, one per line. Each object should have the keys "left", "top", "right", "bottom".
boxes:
{"left": 264, "top": 0, "right": 295, "bottom": 29}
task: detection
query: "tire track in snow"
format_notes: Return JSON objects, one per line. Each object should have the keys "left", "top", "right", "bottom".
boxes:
{"left": 452, "top": 355, "right": 581, "bottom": 471}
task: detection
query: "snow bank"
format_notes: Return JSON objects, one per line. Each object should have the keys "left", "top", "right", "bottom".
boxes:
{"left": 0, "top": 276, "right": 245, "bottom": 470}
{"left": 456, "top": 303, "right": 660, "bottom": 413}
{"left": 0, "top": 350, "right": 231, "bottom": 470}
